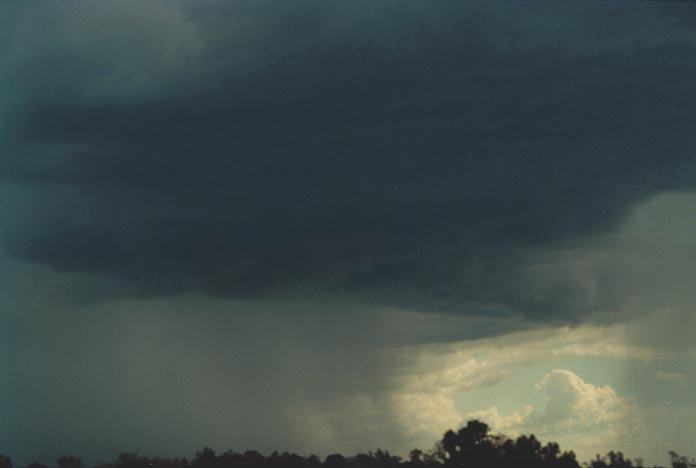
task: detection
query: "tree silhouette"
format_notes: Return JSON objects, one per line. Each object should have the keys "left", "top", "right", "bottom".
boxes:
{"left": 57, "top": 456, "right": 83, "bottom": 468}
{"left": 592, "top": 452, "right": 634, "bottom": 468}
{"left": 0, "top": 419, "right": 669, "bottom": 468}
{"left": 324, "top": 454, "right": 346, "bottom": 468}
{"left": 192, "top": 449, "right": 216, "bottom": 468}
{"left": 24, "top": 463, "right": 48, "bottom": 468}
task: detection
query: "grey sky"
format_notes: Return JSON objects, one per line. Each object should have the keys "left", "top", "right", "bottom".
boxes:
{"left": 1, "top": 1, "right": 695, "bottom": 466}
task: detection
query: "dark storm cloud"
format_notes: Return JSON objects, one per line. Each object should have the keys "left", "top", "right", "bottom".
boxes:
{"left": 2, "top": 1, "right": 696, "bottom": 318}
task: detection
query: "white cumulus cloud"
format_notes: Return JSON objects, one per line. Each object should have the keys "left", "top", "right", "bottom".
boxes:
{"left": 465, "top": 369, "right": 641, "bottom": 459}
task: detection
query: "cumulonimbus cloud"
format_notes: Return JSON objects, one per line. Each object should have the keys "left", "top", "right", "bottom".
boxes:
{"left": 1, "top": 1, "right": 696, "bottom": 321}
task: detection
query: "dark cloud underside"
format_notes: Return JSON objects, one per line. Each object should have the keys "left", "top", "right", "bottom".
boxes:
{"left": 2, "top": 1, "right": 695, "bottom": 317}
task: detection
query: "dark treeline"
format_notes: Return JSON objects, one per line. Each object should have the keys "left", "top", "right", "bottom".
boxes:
{"left": 0, "top": 420, "right": 662, "bottom": 468}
